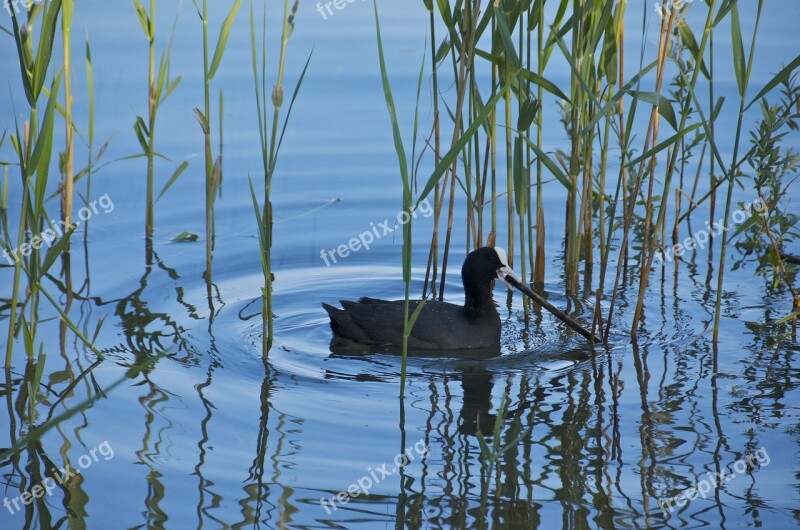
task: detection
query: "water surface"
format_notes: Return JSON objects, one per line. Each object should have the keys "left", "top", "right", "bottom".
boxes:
{"left": 1, "top": 1, "right": 799, "bottom": 529}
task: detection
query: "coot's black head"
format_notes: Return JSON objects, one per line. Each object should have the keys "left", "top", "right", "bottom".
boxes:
{"left": 461, "top": 247, "right": 519, "bottom": 314}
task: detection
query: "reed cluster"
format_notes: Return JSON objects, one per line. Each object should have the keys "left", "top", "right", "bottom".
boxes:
{"left": 404, "top": 0, "right": 800, "bottom": 340}
{"left": 2, "top": 0, "right": 798, "bottom": 376}
{"left": 0, "top": 0, "right": 310, "bottom": 373}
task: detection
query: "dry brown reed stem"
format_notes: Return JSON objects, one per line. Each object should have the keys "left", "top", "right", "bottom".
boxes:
{"left": 438, "top": 3, "right": 478, "bottom": 301}
{"left": 639, "top": 9, "right": 674, "bottom": 270}
{"left": 604, "top": 4, "right": 675, "bottom": 338}
{"left": 634, "top": 0, "right": 725, "bottom": 335}
{"left": 630, "top": 6, "right": 676, "bottom": 334}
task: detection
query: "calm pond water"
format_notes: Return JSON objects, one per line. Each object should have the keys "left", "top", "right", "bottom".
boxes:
{"left": 1, "top": 1, "right": 800, "bottom": 529}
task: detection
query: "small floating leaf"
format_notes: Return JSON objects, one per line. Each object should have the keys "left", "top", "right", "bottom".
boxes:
{"left": 171, "top": 231, "right": 199, "bottom": 243}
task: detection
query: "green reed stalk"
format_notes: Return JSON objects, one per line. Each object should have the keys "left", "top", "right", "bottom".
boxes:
{"left": 145, "top": 0, "right": 156, "bottom": 239}
{"left": 193, "top": 0, "right": 241, "bottom": 281}
{"left": 84, "top": 32, "right": 95, "bottom": 253}
{"left": 597, "top": 87, "right": 611, "bottom": 259}
{"left": 491, "top": 59, "right": 498, "bottom": 240}
{"left": 464, "top": 70, "right": 473, "bottom": 252}
{"left": 515, "top": 12, "right": 527, "bottom": 288}
{"left": 132, "top": 1, "right": 185, "bottom": 255}
{"left": 249, "top": 0, "right": 306, "bottom": 355}
{"left": 201, "top": 0, "right": 213, "bottom": 278}
{"left": 564, "top": 0, "right": 582, "bottom": 294}
{"left": 421, "top": 1, "right": 440, "bottom": 298}
{"left": 5, "top": 1, "right": 64, "bottom": 365}
{"left": 707, "top": 23, "right": 715, "bottom": 246}
{"left": 504, "top": 68, "right": 514, "bottom": 267}
{"left": 61, "top": 0, "right": 74, "bottom": 256}
{"left": 579, "top": 96, "right": 595, "bottom": 291}
{"left": 533, "top": 0, "right": 545, "bottom": 286}
{"left": 713, "top": 1, "right": 764, "bottom": 341}
{"left": 58, "top": 0, "right": 75, "bottom": 357}
{"left": 466, "top": 69, "right": 478, "bottom": 251}
{"left": 525, "top": 9, "right": 533, "bottom": 283}
{"left": 372, "top": 0, "right": 427, "bottom": 397}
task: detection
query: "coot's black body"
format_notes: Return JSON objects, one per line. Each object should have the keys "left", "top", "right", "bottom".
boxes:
{"left": 322, "top": 247, "right": 516, "bottom": 350}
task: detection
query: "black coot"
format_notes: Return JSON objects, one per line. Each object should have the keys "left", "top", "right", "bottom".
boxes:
{"left": 322, "top": 247, "right": 518, "bottom": 350}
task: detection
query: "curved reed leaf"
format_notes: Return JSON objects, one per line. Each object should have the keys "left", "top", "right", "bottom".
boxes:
{"left": 40, "top": 226, "right": 76, "bottom": 279}
{"left": 580, "top": 60, "right": 658, "bottom": 136}
{"left": 131, "top": 0, "right": 151, "bottom": 38}
{"left": 746, "top": 54, "right": 800, "bottom": 110}
{"left": 208, "top": 0, "right": 242, "bottom": 81}
{"left": 270, "top": 51, "right": 313, "bottom": 180}
{"left": 32, "top": 0, "right": 64, "bottom": 103}
{"left": 494, "top": 8, "right": 521, "bottom": 70}
{"left": 157, "top": 161, "right": 190, "bottom": 202}
{"left": 523, "top": 137, "right": 571, "bottom": 190}
{"left": 30, "top": 74, "right": 62, "bottom": 192}
{"left": 730, "top": 3, "right": 746, "bottom": 99}
{"left": 519, "top": 68, "right": 570, "bottom": 102}
{"left": 416, "top": 86, "right": 507, "bottom": 206}
{"left": 625, "top": 122, "right": 703, "bottom": 168}
{"left": 625, "top": 90, "right": 678, "bottom": 130}
{"left": 678, "top": 22, "right": 710, "bottom": 79}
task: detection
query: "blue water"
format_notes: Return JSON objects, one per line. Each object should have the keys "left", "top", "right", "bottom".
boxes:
{"left": 1, "top": 0, "right": 799, "bottom": 528}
